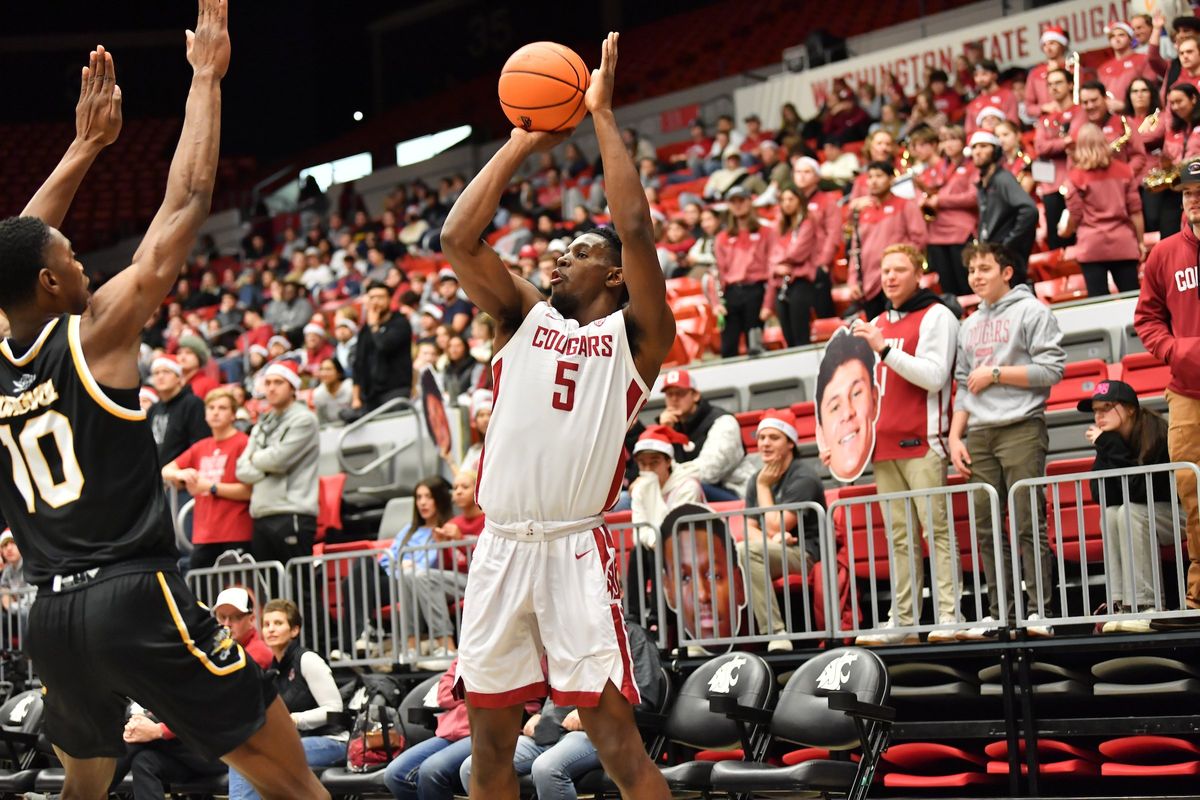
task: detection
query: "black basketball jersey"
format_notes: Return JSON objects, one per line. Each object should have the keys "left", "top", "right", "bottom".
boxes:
{"left": 0, "top": 314, "right": 176, "bottom": 585}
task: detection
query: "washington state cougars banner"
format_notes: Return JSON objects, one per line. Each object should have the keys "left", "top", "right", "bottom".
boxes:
{"left": 735, "top": 0, "right": 1170, "bottom": 121}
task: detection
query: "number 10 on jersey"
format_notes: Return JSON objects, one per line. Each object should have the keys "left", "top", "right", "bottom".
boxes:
{"left": 0, "top": 411, "right": 84, "bottom": 513}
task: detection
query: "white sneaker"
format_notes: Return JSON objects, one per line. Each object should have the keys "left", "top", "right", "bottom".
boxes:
{"left": 957, "top": 616, "right": 999, "bottom": 641}
{"left": 767, "top": 638, "right": 794, "bottom": 653}
{"left": 685, "top": 645, "right": 714, "bottom": 657}
{"left": 1102, "top": 618, "right": 1152, "bottom": 633}
{"left": 416, "top": 647, "right": 455, "bottom": 672}
{"left": 328, "top": 649, "right": 346, "bottom": 661}
{"left": 353, "top": 626, "right": 376, "bottom": 656}
{"left": 855, "top": 621, "right": 920, "bottom": 646}
{"left": 927, "top": 616, "right": 960, "bottom": 643}
{"left": 1026, "top": 613, "right": 1054, "bottom": 638}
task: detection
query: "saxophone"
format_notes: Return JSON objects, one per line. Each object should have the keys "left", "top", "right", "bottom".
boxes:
{"left": 1110, "top": 116, "right": 1133, "bottom": 153}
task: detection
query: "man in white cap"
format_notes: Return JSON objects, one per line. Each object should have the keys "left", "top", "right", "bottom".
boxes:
{"left": 435, "top": 268, "right": 474, "bottom": 332}
{"left": 971, "top": 130, "right": 1038, "bottom": 284}
{"left": 235, "top": 360, "right": 320, "bottom": 564}
{"left": 146, "top": 354, "right": 210, "bottom": 466}
{"left": 212, "top": 587, "right": 273, "bottom": 669}
{"left": 740, "top": 408, "right": 826, "bottom": 653}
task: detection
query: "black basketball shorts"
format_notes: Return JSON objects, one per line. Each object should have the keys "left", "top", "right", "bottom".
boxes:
{"left": 25, "top": 561, "right": 277, "bottom": 760}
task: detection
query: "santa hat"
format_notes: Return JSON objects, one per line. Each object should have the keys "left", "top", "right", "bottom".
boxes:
{"left": 249, "top": 344, "right": 269, "bottom": 359}
{"left": 756, "top": 409, "right": 799, "bottom": 445}
{"left": 302, "top": 323, "right": 327, "bottom": 339}
{"left": 139, "top": 386, "right": 158, "bottom": 405}
{"left": 420, "top": 304, "right": 444, "bottom": 321}
{"left": 263, "top": 360, "right": 301, "bottom": 391}
{"left": 1106, "top": 21, "right": 1136, "bottom": 43}
{"left": 792, "top": 156, "right": 821, "bottom": 175}
{"left": 335, "top": 318, "right": 358, "bottom": 334}
{"left": 469, "top": 389, "right": 493, "bottom": 419}
{"left": 1041, "top": 25, "right": 1069, "bottom": 47}
{"left": 633, "top": 425, "right": 694, "bottom": 458}
{"left": 267, "top": 335, "right": 291, "bottom": 351}
{"left": 150, "top": 354, "right": 183, "bottom": 376}
{"left": 968, "top": 130, "right": 1001, "bottom": 149}
{"left": 974, "top": 106, "right": 1007, "bottom": 127}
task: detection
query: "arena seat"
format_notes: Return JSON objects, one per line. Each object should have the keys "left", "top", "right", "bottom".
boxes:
{"left": 1121, "top": 351, "right": 1170, "bottom": 399}
{"left": 316, "top": 472, "right": 348, "bottom": 544}
{"left": 1091, "top": 656, "right": 1200, "bottom": 697}
{"left": 1099, "top": 736, "right": 1200, "bottom": 776}
{"left": 978, "top": 662, "right": 1091, "bottom": 697}
{"left": 0, "top": 690, "right": 46, "bottom": 795}
{"left": 887, "top": 662, "right": 980, "bottom": 700}
{"left": 984, "top": 739, "right": 1101, "bottom": 776}
{"left": 709, "top": 647, "right": 893, "bottom": 799}
{"left": 1047, "top": 358, "right": 1109, "bottom": 413}
{"left": 881, "top": 742, "right": 997, "bottom": 788}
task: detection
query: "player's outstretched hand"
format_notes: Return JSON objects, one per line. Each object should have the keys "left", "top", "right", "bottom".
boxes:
{"left": 585, "top": 31, "right": 618, "bottom": 114}
{"left": 186, "top": 0, "right": 231, "bottom": 78}
{"left": 510, "top": 128, "right": 570, "bottom": 153}
{"left": 76, "top": 46, "right": 122, "bottom": 148}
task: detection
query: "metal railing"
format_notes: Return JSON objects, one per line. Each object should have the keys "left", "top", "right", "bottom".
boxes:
{"left": 393, "top": 539, "right": 478, "bottom": 665}
{"left": 609, "top": 521, "right": 670, "bottom": 649}
{"left": 336, "top": 397, "right": 423, "bottom": 479}
{"left": 0, "top": 587, "right": 35, "bottom": 684}
{"left": 185, "top": 560, "right": 288, "bottom": 621}
{"left": 1007, "top": 462, "right": 1200, "bottom": 630}
{"left": 829, "top": 483, "right": 1008, "bottom": 641}
{"left": 664, "top": 502, "right": 831, "bottom": 650}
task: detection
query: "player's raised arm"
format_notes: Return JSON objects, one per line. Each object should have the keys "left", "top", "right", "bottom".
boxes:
{"left": 587, "top": 33, "right": 675, "bottom": 381}
{"left": 82, "top": 0, "right": 230, "bottom": 381}
{"left": 440, "top": 132, "right": 553, "bottom": 335}
{"left": 22, "top": 47, "right": 123, "bottom": 228}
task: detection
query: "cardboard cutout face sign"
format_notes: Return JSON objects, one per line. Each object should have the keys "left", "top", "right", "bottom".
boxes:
{"left": 815, "top": 326, "right": 881, "bottom": 483}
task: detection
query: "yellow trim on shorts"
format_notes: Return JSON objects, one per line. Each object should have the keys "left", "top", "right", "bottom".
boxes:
{"left": 156, "top": 571, "right": 246, "bottom": 676}
{"left": 0, "top": 317, "right": 59, "bottom": 366}
{"left": 66, "top": 315, "right": 145, "bottom": 422}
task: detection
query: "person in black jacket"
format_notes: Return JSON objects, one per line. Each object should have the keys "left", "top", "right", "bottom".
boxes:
{"left": 969, "top": 131, "right": 1037, "bottom": 285}
{"left": 1079, "top": 380, "right": 1179, "bottom": 631}
{"left": 352, "top": 281, "right": 413, "bottom": 413}
{"left": 146, "top": 354, "right": 210, "bottom": 465}
{"left": 656, "top": 369, "right": 746, "bottom": 500}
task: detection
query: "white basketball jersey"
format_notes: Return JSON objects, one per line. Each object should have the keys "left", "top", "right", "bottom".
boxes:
{"left": 477, "top": 302, "right": 648, "bottom": 526}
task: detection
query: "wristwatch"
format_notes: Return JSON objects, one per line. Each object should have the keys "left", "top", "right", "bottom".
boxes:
{"left": 991, "top": 367, "right": 1001, "bottom": 385}
{"left": 209, "top": 483, "right": 218, "bottom": 497}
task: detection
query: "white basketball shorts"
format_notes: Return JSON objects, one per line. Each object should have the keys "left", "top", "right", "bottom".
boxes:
{"left": 454, "top": 526, "right": 641, "bottom": 708}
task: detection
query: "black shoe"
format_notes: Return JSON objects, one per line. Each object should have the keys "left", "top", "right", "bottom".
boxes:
{"left": 1149, "top": 613, "right": 1200, "bottom": 631}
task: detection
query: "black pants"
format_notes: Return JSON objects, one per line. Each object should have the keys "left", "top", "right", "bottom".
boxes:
{"left": 188, "top": 542, "right": 247, "bottom": 572}
{"left": 251, "top": 513, "right": 316, "bottom": 565}
{"left": 927, "top": 241, "right": 970, "bottom": 297}
{"left": 1081, "top": 260, "right": 1140, "bottom": 297}
{"left": 111, "top": 739, "right": 225, "bottom": 800}
{"left": 1042, "top": 191, "right": 1076, "bottom": 250}
{"left": 776, "top": 279, "right": 817, "bottom": 347}
{"left": 812, "top": 267, "right": 836, "bottom": 318}
{"left": 720, "top": 282, "right": 766, "bottom": 357}
{"left": 1144, "top": 187, "right": 1182, "bottom": 237}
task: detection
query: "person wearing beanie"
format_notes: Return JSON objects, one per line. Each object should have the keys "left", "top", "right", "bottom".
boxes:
{"left": 951, "top": 241, "right": 1065, "bottom": 640}
{"left": 965, "top": 59, "right": 1019, "bottom": 136}
{"left": 972, "top": 130, "right": 1038, "bottom": 284}
{"left": 1077, "top": 381, "right": 1178, "bottom": 632}
{"left": 177, "top": 334, "right": 219, "bottom": 401}
{"left": 301, "top": 322, "right": 333, "bottom": 378}
{"left": 236, "top": 359, "right": 320, "bottom": 563}
{"left": 741, "top": 409, "right": 826, "bottom": 653}
{"left": 629, "top": 426, "right": 705, "bottom": 542}
{"left": 1025, "top": 25, "right": 1071, "bottom": 119}
{"left": 146, "top": 354, "right": 210, "bottom": 466}
{"left": 1099, "top": 22, "right": 1157, "bottom": 112}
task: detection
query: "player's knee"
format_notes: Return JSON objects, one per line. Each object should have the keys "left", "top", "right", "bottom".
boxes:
{"left": 594, "top": 734, "right": 652, "bottom": 783}
{"left": 469, "top": 736, "right": 514, "bottom": 774}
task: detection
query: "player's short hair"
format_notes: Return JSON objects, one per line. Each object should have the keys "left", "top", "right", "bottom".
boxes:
{"left": 0, "top": 216, "right": 52, "bottom": 308}
{"left": 263, "top": 598, "right": 302, "bottom": 629}
{"left": 204, "top": 387, "right": 238, "bottom": 410}
{"left": 816, "top": 332, "right": 878, "bottom": 410}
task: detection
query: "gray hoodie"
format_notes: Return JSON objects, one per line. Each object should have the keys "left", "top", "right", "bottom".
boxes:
{"left": 954, "top": 284, "right": 1065, "bottom": 428}
{"left": 236, "top": 400, "right": 320, "bottom": 518}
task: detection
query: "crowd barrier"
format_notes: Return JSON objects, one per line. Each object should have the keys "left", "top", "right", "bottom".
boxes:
{"left": 391, "top": 539, "right": 477, "bottom": 665}
{"left": 829, "top": 483, "right": 1008, "bottom": 642}
{"left": 1007, "top": 462, "right": 1200, "bottom": 631}
{"left": 185, "top": 559, "right": 288, "bottom": 622}
{"left": 0, "top": 587, "right": 35, "bottom": 684}
{"left": 609, "top": 521, "right": 670, "bottom": 649}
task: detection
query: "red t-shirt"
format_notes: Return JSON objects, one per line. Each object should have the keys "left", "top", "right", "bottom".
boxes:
{"left": 175, "top": 432, "right": 254, "bottom": 544}
{"left": 240, "top": 626, "right": 274, "bottom": 669}
{"left": 441, "top": 512, "right": 485, "bottom": 572}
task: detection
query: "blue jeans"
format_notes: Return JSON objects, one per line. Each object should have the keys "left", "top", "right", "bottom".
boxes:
{"left": 701, "top": 482, "right": 739, "bottom": 503}
{"left": 459, "top": 733, "right": 599, "bottom": 800}
{"left": 228, "top": 735, "right": 346, "bottom": 800}
{"left": 383, "top": 736, "right": 472, "bottom": 800}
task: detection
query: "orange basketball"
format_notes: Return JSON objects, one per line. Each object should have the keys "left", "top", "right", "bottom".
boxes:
{"left": 498, "top": 42, "right": 590, "bottom": 133}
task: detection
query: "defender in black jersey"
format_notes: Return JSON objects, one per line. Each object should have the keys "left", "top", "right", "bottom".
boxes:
{"left": 0, "top": 3, "right": 326, "bottom": 799}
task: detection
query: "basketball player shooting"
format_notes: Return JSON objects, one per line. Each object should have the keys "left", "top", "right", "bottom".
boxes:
{"left": 441, "top": 32, "right": 675, "bottom": 800}
{"left": 0, "top": 2, "right": 327, "bottom": 798}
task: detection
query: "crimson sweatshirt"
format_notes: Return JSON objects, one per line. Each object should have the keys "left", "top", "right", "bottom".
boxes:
{"left": 1134, "top": 223, "right": 1200, "bottom": 399}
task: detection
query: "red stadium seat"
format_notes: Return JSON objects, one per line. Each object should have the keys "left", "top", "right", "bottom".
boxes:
{"left": 881, "top": 742, "right": 997, "bottom": 788}
{"left": 984, "top": 739, "right": 1101, "bottom": 776}
{"left": 1099, "top": 736, "right": 1200, "bottom": 776}
{"left": 1047, "top": 359, "right": 1109, "bottom": 412}
{"left": 1121, "top": 351, "right": 1170, "bottom": 398}
{"left": 316, "top": 473, "right": 347, "bottom": 544}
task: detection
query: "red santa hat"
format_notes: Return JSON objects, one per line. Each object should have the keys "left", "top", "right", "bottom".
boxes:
{"left": 249, "top": 344, "right": 269, "bottom": 359}
{"left": 1040, "top": 25, "right": 1069, "bottom": 47}
{"left": 974, "top": 106, "right": 1007, "bottom": 127}
{"left": 469, "top": 389, "right": 493, "bottom": 418}
{"left": 633, "top": 425, "right": 694, "bottom": 458}
{"left": 268, "top": 335, "right": 291, "bottom": 351}
{"left": 302, "top": 323, "right": 327, "bottom": 339}
{"left": 1106, "top": 21, "right": 1136, "bottom": 43}
{"left": 263, "top": 360, "right": 302, "bottom": 391}
{"left": 756, "top": 408, "right": 799, "bottom": 445}
{"left": 968, "top": 130, "right": 1001, "bottom": 149}
{"left": 150, "top": 354, "right": 183, "bottom": 376}
{"left": 139, "top": 386, "right": 159, "bottom": 405}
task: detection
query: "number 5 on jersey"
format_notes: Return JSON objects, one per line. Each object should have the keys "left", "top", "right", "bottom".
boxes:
{"left": 552, "top": 360, "right": 579, "bottom": 411}
{"left": 0, "top": 411, "right": 84, "bottom": 513}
